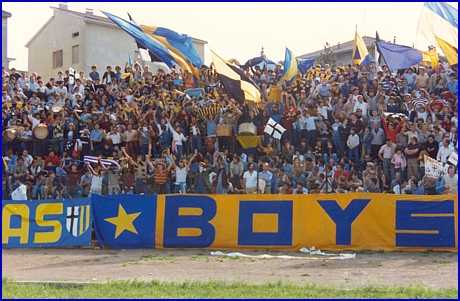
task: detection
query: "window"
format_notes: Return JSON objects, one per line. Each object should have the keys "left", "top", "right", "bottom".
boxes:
{"left": 53, "top": 50, "right": 63, "bottom": 69}
{"left": 72, "top": 45, "right": 79, "bottom": 64}
{"left": 72, "top": 32, "right": 79, "bottom": 38}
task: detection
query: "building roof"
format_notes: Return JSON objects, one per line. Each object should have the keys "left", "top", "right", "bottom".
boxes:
{"left": 50, "top": 6, "right": 208, "bottom": 44}
{"left": 297, "top": 36, "right": 376, "bottom": 59}
{"left": 2, "top": 10, "right": 12, "bottom": 18}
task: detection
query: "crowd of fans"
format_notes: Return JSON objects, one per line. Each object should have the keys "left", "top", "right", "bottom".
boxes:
{"left": 2, "top": 57, "right": 458, "bottom": 199}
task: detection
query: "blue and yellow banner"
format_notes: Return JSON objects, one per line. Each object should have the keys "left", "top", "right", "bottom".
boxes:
{"left": 2, "top": 198, "right": 92, "bottom": 248}
{"left": 92, "top": 194, "right": 458, "bottom": 251}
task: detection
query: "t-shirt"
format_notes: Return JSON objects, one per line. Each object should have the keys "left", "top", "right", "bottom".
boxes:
{"left": 243, "top": 170, "right": 258, "bottom": 188}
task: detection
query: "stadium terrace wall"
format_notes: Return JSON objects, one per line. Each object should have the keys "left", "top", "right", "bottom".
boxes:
{"left": 2, "top": 194, "right": 458, "bottom": 251}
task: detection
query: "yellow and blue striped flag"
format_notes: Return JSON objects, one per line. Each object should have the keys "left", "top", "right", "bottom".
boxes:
{"left": 283, "top": 47, "right": 298, "bottom": 83}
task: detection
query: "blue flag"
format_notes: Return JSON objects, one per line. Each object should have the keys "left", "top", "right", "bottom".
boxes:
{"left": 92, "top": 194, "right": 157, "bottom": 249}
{"left": 375, "top": 40, "right": 424, "bottom": 71}
{"left": 103, "top": 11, "right": 196, "bottom": 75}
{"left": 128, "top": 52, "right": 133, "bottom": 66}
{"left": 152, "top": 27, "right": 203, "bottom": 67}
{"left": 297, "top": 58, "right": 315, "bottom": 75}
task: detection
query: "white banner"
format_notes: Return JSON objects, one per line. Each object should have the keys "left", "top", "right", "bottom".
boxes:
{"left": 424, "top": 155, "right": 444, "bottom": 178}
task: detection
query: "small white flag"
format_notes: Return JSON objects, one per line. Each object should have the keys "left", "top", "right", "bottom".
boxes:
{"left": 424, "top": 155, "right": 444, "bottom": 178}
{"left": 11, "top": 184, "right": 28, "bottom": 200}
{"left": 68, "top": 66, "right": 76, "bottom": 85}
{"left": 264, "top": 118, "right": 286, "bottom": 140}
{"left": 448, "top": 151, "right": 458, "bottom": 166}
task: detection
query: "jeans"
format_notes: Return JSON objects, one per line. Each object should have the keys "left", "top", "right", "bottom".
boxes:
{"left": 32, "top": 185, "right": 45, "bottom": 198}
{"left": 68, "top": 185, "right": 83, "bottom": 198}
{"left": 191, "top": 137, "right": 202, "bottom": 153}
{"left": 323, "top": 153, "right": 338, "bottom": 164}
{"left": 173, "top": 145, "right": 184, "bottom": 162}
{"left": 271, "top": 179, "right": 279, "bottom": 194}
{"left": 135, "top": 178, "right": 148, "bottom": 194}
{"left": 382, "top": 159, "right": 394, "bottom": 180}
{"left": 173, "top": 182, "right": 186, "bottom": 193}
{"left": 140, "top": 144, "right": 149, "bottom": 157}
{"left": 349, "top": 147, "right": 359, "bottom": 162}
{"left": 306, "top": 130, "right": 317, "bottom": 148}
{"left": 338, "top": 140, "right": 347, "bottom": 158}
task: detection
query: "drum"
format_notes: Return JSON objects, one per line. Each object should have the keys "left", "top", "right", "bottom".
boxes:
{"left": 216, "top": 125, "right": 232, "bottom": 137}
{"left": 238, "top": 123, "right": 257, "bottom": 135}
{"left": 269, "top": 86, "right": 282, "bottom": 101}
{"left": 33, "top": 123, "right": 49, "bottom": 139}
{"left": 3, "top": 128, "right": 19, "bottom": 141}
{"left": 51, "top": 103, "right": 63, "bottom": 114}
{"left": 183, "top": 100, "right": 193, "bottom": 113}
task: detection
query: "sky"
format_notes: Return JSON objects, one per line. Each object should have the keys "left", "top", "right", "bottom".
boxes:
{"left": 2, "top": 2, "right": 458, "bottom": 71}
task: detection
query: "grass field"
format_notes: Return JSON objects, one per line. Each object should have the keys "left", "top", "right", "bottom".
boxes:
{"left": 2, "top": 277, "right": 458, "bottom": 299}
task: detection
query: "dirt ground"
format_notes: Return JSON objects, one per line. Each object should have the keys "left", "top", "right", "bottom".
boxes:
{"left": 2, "top": 248, "right": 458, "bottom": 289}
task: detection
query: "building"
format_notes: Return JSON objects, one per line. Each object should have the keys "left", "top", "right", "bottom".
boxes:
{"left": 2, "top": 10, "right": 12, "bottom": 69}
{"left": 297, "top": 36, "right": 377, "bottom": 67}
{"left": 25, "top": 3, "right": 207, "bottom": 82}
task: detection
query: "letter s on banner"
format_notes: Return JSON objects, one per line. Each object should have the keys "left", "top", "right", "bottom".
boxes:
{"left": 396, "top": 200, "right": 455, "bottom": 247}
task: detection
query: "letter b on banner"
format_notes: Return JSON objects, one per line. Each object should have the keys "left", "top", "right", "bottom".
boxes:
{"left": 163, "top": 195, "right": 216, "bottom": 248}
{"left": 238, "top": 201, "right": 293, "bottom": 246}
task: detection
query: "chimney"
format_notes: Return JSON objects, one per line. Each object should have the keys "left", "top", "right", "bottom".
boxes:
{"left": 393, "top": 36, "right": 396, "bottom": 43}
{"left": 337, "top": 42, "right": 340, "bottom": 49}
{"left": 85, "top": 8, "right": 93, "bottom": 18}
{"left": 59, "top": 2, "right": 68, "bottom": 10}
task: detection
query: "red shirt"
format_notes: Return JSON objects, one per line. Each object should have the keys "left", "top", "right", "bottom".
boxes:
{"left": 45, "top": 156, "right": 60, "bottom": 166}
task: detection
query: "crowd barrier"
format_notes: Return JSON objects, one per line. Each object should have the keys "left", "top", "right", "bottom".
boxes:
{"left": 2, "top": 194, "right": 457, "bottom": 251}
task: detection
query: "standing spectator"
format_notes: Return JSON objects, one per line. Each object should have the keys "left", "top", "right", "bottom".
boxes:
{"left": 437, "top": 138, "right": 455, "bottom": 164}
{"left": 370, "top": 121, "right": 385, "bottom": 160}
{"left": 379, "top": 138, "right": 396, "bottom": 180}
{"left": 446, "top": 73, "right": 458, "bottom": 99}
{"left": 365, "top": 177, "right": 381, "bottom": 193}
{"left": 338, "top": 118, "right": 351, "bottom": 158}
{"left": 347, "top": 127, "right": 360, "bottom": 162}
{"left": 405, "top": 136, "right": 421, "bottom": 182}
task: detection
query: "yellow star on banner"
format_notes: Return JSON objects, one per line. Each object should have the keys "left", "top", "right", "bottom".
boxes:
{"left": 104, "top": 204, "right": 141, "bottom": 239}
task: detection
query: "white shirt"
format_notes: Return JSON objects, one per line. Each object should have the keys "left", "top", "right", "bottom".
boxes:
{"left": 91, "top": 175, "right": 103, "bottom": 190}
{"left": 437, "top": 145, "right": 455, "bottom": 163}
{"left": 243, "top": 170, "right": 258, "bottom": 188}
{"left": 175, "top": 167, "right": 187, "bottom": 184}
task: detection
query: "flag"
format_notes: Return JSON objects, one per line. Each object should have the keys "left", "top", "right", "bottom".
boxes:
{"left": 237, "top": 136, "right": 261, "bottom": 149}
{"left": 422, "top": 49, "right": 439, "bottom": 67}
{"left": 128, "top": 52, "right": 133, "bottom": 66}
{"left": 435, "top": 36, "right": 458, "bottom": 66}
{"left": 297, "top": 58, "right": 315, "bottom": 75}
{"left": 283, "top": 47, "right": 298, "bottom": 83}
{"left": 416, "top": 2, "right": 458, "bottom": 50}
{"left": 127, "top": 13, "right": 162, "bottom": 63}
{"left": 411, "top": 98, "right": 430, "bottom": 107}
{"left": 424, "top": 155, "right": 444, "bottom": 178}
{"left": 68, "top": 67, "right": 76, "bottom": 85}
{"left": 148, "top": 26, "right": 202, "bottom": 67}
{"left": 375, "top": 31, "right": 385, "bottom": 66}
{"left": 375, "top": 40, "right": 437, "bottom": 71}
{"left": 11, "top": 184, "right": 27, "bottom": 200}
{"left": 264, "top": 118, "right": 286, "bottom": 140}
{"left": 102, "top": 11, "right": 197, "bottom": 76}
{"left": 66, "top": 205, "right": 91, "bottom": 237}
{"left": 84, "top": 156, "right": 121, "bottom": 170}
{"left": 211, "top": 49, "right": 261, "bottom": 103}
{"left": 352, "top": 26, "right": 374, "bottom": 66}
{"left": 92, "top": 194, "right": 156, "bottom": 249}
{"left": 185, "top": 88, "right": 205, "bottom": 100}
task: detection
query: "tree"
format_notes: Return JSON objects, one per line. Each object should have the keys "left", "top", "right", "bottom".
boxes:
{"left": 317, "top": 42, "right": 337, "bottom": 68}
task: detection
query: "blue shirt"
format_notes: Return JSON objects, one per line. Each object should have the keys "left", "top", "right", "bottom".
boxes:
{"left": 90, "top": 129, "right": 102, "bottom": 140}
{"left": 89, "top": 71, "right": 100, "bottom": 80}
{"left": 259, "top": 171, "right": 273, "bottom": 185}
{"left": 446, "top": 79, "right": 458, "bottom": 98}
